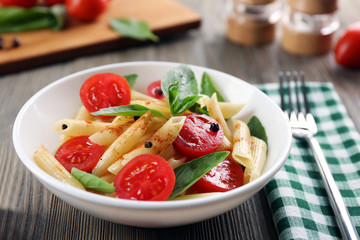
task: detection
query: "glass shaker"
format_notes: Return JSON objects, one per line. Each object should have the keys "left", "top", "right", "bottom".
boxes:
{"left": 281, "top": 0, "right": 339, "bottom": 55}
{"left": 226, "top": 0, "right": 282, "bottom": 45}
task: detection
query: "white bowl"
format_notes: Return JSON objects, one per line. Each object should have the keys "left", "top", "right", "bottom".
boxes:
{"left": 13, "top": 61, "right": 291, "bottom": 227}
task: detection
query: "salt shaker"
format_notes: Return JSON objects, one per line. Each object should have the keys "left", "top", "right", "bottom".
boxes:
{"left": 226, "top": 0, "right": 281, "bottom": 45}
{"left": 281, "top": 0, "right": 339, "bottom": 55}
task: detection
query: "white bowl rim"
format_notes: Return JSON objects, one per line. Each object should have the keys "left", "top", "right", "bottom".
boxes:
{"left": 13, "top": 61, "right": 292, "bottom": 211}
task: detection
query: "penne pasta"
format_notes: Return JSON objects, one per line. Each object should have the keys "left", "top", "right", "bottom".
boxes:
{"left": 208, "top": 93, "right": 233, "bottom": 141}
{"left": 131, "top": 90, "right": 159, "bottom": 101}
{"left": 130, "top": 100, "right": 171, "bottom": 117}
{"left": 232, "top": 120, "right": 253, "bottom": 169}
{"left": 91, "top": 112, "right": 155, "bottom": 177}
{"left": 243, "top": 137, "right": 267, "bottom": 184}
{"left": 108, "top": 116, "right": 186, "bottom": 175}
{"left": 218, "top": 102, "right": 245, "bottom": 119}
{"left": 53, "top": 119, "right": 110, "bottom": 137}
{"left": 89, "top": 116, "right": 135, "bottom": 146}
{"left": 34, "top": 145, "right": 85, "bottom": 190}
{"left": 74, "top": 105, "right": 94, "bottom": 121}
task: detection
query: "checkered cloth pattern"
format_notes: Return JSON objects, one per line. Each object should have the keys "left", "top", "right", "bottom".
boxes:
{"left": 257, "top": 82, "right": 360, "bottom": 239}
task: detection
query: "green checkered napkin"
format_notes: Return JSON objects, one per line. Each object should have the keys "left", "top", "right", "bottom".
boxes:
{"left": 257, "top": 82, "right": 360, "bottom": 239}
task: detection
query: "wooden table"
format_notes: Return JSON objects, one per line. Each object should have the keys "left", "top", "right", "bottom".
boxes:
{"left": 1, "top": 0, "right": 359, "bottom": 239}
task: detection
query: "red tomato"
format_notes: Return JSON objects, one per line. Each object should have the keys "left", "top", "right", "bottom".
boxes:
{"left": 55, "top": 136, "right": 105, "bottom": 173}
{"left": 45, "top": 0, "right": 65, "bottom": 5}
{"left": 0, "top": 0, "right": 36, "bottom": 7}
{"left": 146, "top": 80, "right": 165, "bottom": 100}
{"left": 65, "top": 0, "right": 108, "bottom": 21}
{"left": 80, "top": 73, "right": 131, "bottom": 116}
{"left": 334, "top": 22, "right": 360, "bottom": 68}
{"left": 114, "top": 154, "right": 175, "bottom": 201}
{"left": 174, "top": 114, "right": 224, "bottom": 158}
{"left": 191, "top": 159, "right": 244, "bottom": 193}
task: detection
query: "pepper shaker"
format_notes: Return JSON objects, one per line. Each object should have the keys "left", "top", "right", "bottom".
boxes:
{"left": 226, "top": 0, "right": 281, "bottom": 45}
{"left": 281, "top": 0, "right": 339, "bottom": 55}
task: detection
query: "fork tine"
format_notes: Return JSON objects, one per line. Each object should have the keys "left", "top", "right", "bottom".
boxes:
{"left": 300, "top": 71, "right": 310, "bottom": 114}
{"left": 293, "top": 71, "right": 301, "bottom": 113}
{"left": 279, "top": 72, "right": 285, "bottom": 111}
{"left": 285, "top": 72, "right": 293, "bottom": 112}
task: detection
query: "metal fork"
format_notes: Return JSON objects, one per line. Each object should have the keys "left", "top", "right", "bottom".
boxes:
{"left": 279, "top": 71, "right": 359, "bottom": 240}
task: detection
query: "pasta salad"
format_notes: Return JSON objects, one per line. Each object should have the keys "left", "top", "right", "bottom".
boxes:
{"left": 33, "top": 65, "right": 268, "bottom": 201}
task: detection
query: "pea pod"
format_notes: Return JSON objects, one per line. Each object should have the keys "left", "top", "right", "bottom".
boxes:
{"left": 71, "top": 168, "right": 116, "bottom": 194}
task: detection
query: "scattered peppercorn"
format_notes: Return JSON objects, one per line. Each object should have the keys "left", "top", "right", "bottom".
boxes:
{"left": 62, "top": 124, "right": 68, "bottom": 130}
{"left": 210, "top": 122, "right": 220, "bottom": 132}
{"left": 144, "top": 141, "right": 153, "bottom": 148}
{"left": 12, "top": 37, "right": 20, "bottom": 48}
{"left": 134, "top": 116, "right": 140, "bottom": 121}
{"left": 157, "top": 89, "right": 163, "bottom": 96}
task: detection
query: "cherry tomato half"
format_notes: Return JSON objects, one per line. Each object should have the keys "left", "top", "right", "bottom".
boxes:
{"left": 146, "top": 80, "right": 165, "bottom": 100}
{"left": 55, "top": 136, "right": 105, "bottom": 173}
{"left": 65, "top": 0, "right": 108, "bottom": 21}
{"left": 0, "top": 0, "right": 36, "bottom": 8}
{"left": 114, "top": 154, "right": 175, "bottom": 201}
{"left": 45, "top": 0, "right": 64, "bottom": 5}
{"left": 80, "top": 73, "right": 131, "bottom": 116}
{"left": 174, "top": 114, "right": 224, "bottom": 158}
{"left": 191, "top": 158, "right": 244, "bottom": 193}
{"left": 334, "top": 22, "right": 360, "bottom": 68}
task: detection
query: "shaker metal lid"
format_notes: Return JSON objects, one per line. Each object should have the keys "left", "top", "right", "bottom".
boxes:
{"left": 288, "top": 0, "right": 337, "bottom": 14}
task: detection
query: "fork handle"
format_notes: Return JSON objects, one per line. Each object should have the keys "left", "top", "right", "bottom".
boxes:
{"left": 307, "top": 136, "right": 359, "bottom": 240}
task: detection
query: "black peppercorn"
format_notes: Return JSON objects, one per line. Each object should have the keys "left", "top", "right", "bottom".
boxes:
{"left": 210, "top": 123, "right": 220, "bottom": 132}
{"left": 62, "top": 124, "right": 68, "bottom": 130}
{"left": 134, "top": 116, "right": 140, "bottom": 121}
{"left": 144, "top": 141, "right": 153, "bottom": 148}
{"left": 157, "top": 89, "right": 163, "bottom": 96}
{"left": 12, "top": 37, "right": 20, "bottom": 48}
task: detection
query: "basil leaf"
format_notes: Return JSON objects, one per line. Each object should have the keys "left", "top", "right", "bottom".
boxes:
{"left": 161, "top": 65, "right": 199, "bottom": 103}
{"left": 91, "top": 104, "right": 168, "bottom": 119}
{"left": 110, "top": 18, "right": 159, "bottom": 42}
{"left": 173, "top": 95, "right": 202, "bottom": 116}
{"left": 71, "top": 168, "right": 116, "bottom": 194}
{"left": 189, "top": 103, "right": 210, "bottom": 116}
{"left": 168, "top": 81, "right": 180, "bottom": 116}
{"left": 168, "top": 151, "right": 230, "bottom": 199}
{"left": 0, "top": 6, "right": 66, "bottom": 33}
{"left": 247, "top": 116, "right": 268, "bottom": 144}
{"left": 200, "top": 72, "right": 225, "bottom": 102}
{"left": 123, "top": 74, "right": 138, "bottom": 88}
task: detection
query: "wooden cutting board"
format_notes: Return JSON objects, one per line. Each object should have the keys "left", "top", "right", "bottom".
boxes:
{"left": 0, "top": 0, "right": 200, "bottom": 75}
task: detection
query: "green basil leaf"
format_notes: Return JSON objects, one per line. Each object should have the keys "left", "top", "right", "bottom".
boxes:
{"left": 247, "top": 116, "right": 268, "bottom": 144}
{"left": 173, "top": 95, "right": 202, "bottom": 116}
{"left": 71, "top": 168, "right": 116, "bottom": 194}
{"left": 0, "top": 6, "right": 66, "bottom": 33}
{"left": 168, "top": 151, "right": 230, "bottom": 199}
{"left": 189, "top": 102, "right": 210, "bottom": 116}
{"left": 110, "top": 18, "right": 159, "bottom": 42}
{"left": 91, "top": 104, "right": 168, "bottom": 119}
{"left": 161, "top": 65, "right": 199, "bottom": 103}
{"left": 123, "top": 74, "right": 138, "bottom": 88}
{"left": 200, "top": 72, "right": 225, "bottom": 102}
{"left": 168, "top": 81, "right": 180, "bottom": 116}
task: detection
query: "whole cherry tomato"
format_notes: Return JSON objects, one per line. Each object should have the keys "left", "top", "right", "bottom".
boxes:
{"left": 80, "top": 73, "right": 131, "bottom": 117}
{"left": 146, "top": 80, "right": 165, "bottom": 100}
{"left": 114, "top": 154, "right": 175, "bottom": 201}
{"left": 55, "top": 136, "right": 105, "bottom": 173}
{"left": 0, "top": 0, "right": 36, "bottom": 8}
{"left": 191, "top": 158, "right": 244, "bottom": 193}
{"left": 65, "top": 0, "right": 108, "bottom": 21}
{"left": 173, "top": 113, "right": 224, "bottom": 158}
{"left": 45, "top": 0, "right": 65, "bottom": 5}
{"left": 334, "top": 22, "right": 360, "bottom": 68}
